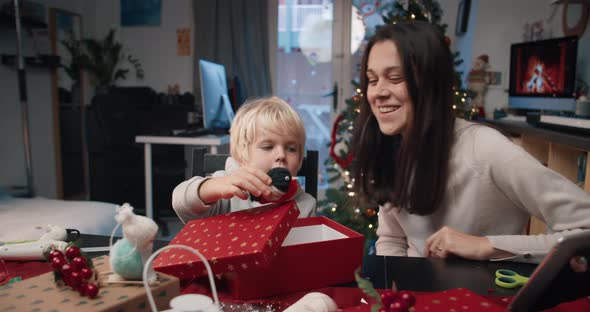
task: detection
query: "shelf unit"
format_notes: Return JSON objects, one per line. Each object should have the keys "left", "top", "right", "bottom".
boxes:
{"left": 482, "top": 119, "right": 590, "bottom": 234}
{"left": 0, "top": 11, "right": 46, "bottom": 29}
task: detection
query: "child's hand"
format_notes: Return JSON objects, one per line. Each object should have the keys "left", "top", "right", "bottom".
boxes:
{"left": 198, "top": 166, "right": 272, "bottom": 203}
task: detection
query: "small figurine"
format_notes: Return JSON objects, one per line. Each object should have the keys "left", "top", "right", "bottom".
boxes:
{"left": 109, "top": 203, "right": 158, "bottom": 283}
{"left": 466, "top": 54, "right": 490, "bottom": 118}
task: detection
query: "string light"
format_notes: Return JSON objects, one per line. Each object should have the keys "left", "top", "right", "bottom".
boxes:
{"left": 368, "top": 224, "right": 374, "bottom": 229}
{"left": 344, "top": 171, "right": 350, "bottom": 176}
{"left": 452, "top": 104, "right": 457, "bottom": 109}
{"left": 347, "top": 184, "right": 353, "bottom": 189}
{"left": 461, "top": 98, "right": 465, "bottom": 102}
{"left": 331, "top": 207, "right": 337, "bottom": 212}
{"left": 354, "top": 208, "right": 360, "bottom": 214}
{"left": 348, "top": 191, "right": 355, "bottom": 196}
{"left": 410, "top": 13, "right": 415, "bottom": 19}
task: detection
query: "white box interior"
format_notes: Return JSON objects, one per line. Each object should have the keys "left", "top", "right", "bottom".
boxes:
{"left": 281, "top": 224, "right": 348, "bottom": 246}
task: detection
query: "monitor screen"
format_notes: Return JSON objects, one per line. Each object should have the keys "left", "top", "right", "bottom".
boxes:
{"left": 508, "top": 36, "right": 578, "bottom": 112}
{"left": 198, "top": 59, "right": 235, "bottom": 130}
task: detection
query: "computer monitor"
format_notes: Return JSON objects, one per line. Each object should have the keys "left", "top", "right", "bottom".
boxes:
{"left": 198, "top": 59, "right": 235, "bottom": 130}
{"left": 508, "top": 36, "right": 578, "bottom": 112}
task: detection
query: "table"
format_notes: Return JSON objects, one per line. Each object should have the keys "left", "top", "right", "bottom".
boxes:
{"left": 78, "top": 234, "right": 532, "bottom": 297}
{"left": 8, "top": 235, "right": 588, "bottom": 311}
{"left": 362, "top": 255, "right": 535, "bottom": 297}
{"left": 135, "top": 134, "right": 230, "bottom": 219}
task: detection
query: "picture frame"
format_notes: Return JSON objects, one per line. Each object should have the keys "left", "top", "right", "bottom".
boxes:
{"left": 455, "top": 0, "right": 471, "bottom": 36}
{"left": 121, "top": 0, "right": 162, "bottom": 27}
{"left": 487, "top": 71, "right": 503, "bottom": 88}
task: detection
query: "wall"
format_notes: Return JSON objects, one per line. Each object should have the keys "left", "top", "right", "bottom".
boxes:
{"left": 463, "top": 0, "right": 590, "bottom": 117}
{"left": 85, "top": 0, "right": 194, "bottom": 95}
{"left": 0, "top": 0, "right": 194, "bottom": 199}
{"left": 0, "top": 0, "right": 86, "bottom": 198}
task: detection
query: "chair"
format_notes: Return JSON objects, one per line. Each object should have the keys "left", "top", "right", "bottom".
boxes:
{"left": 191, "top": 148, "right": 318, "bottom": 199}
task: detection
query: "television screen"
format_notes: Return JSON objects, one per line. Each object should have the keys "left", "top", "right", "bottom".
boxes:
{"left": 198, "top": 59, "right": 234, "bottom": 130}
{"left": 508, "top": 37, "right": 578, "bottom": 112}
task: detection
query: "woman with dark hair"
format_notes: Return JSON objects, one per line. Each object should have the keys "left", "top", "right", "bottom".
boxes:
{"left": 352, "top": 20, "right": 590, "bottom": 262}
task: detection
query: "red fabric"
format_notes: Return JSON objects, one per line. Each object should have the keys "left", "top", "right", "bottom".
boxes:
{"left": 259, "top": 180, "right": 299, "bottom": 204}
{"left": 1, "top": 260, "right": 51, "bottom": 285}
{"left": 181, "top": 281, "right": 590, "bottom": 312}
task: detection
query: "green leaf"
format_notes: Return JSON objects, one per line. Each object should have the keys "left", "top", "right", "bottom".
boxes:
{"left": 354, "top": 268, "right": 382, "bottom": 310}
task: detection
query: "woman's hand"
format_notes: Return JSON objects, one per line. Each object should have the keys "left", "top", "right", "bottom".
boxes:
{"left": 424, "top": 226, "right": 513, "bottom": 260}
{"left": 198, "top": 166, "right": 272, "bottom": 204}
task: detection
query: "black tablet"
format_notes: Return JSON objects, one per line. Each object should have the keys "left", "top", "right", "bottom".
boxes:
{"left": 508, "top": 230, "right": 590, "bottom": 311}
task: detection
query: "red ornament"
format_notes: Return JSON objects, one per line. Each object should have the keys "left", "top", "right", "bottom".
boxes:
{"left": 329, "top": 114, "right": 355, "bottom": 168}
{"left": 48, "top": 249, "right": 64, "bottom": 262}
{"left": 80, "top": 267, "right": 93, "bottom": 280}
{"left": 51, "top": 257, "right": 66, "bottom": 271}
{"left": 389, "top": 297, "right": 409, "bottom": 312}
{"left": 85, "top": 283, "right": 99, "bottom": 299}
{"left": 69, "top": 271, "right": 82, "bottom": 288}
{"left": 77, "top": 282, "right": 88, "bottom": 296}
{"left": 65, "top": 245, "right": 81, "bottom": 261}
{"left": 60, "top": 263, "right": 74, "bottom": 278}
{"left": 398, "top": 290, "right": 416, "bottom": 306}
{"left": 365, "top": 208, "right": 377, "bottom": 217}
{"left": 70, "top": 256, "right": 88, "bottom": 271}
{"left": 444, "top": 36, "right": 451, "bottom": 46}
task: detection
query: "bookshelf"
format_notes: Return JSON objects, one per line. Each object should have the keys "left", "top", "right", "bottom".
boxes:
{"left": 482, "top": 119, "right": 590, "bottom": 234}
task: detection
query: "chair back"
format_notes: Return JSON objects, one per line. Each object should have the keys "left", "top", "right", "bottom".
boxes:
{"left": 191, "top": 148, "right": 318, "bottom": 199}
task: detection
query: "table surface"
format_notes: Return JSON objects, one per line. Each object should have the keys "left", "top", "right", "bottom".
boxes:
{"left": 362, "top": 255, "right": 536, "bottom": 297}
{"left": 79, "top": 234, "right": 534, "bottom": 297}
{"left": 135, "top": 134, "right": 230, "bottom": 145}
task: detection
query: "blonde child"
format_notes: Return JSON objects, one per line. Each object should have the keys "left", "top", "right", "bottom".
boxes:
{"left": 172, "top": 96, "right": 316, "bottom": 223}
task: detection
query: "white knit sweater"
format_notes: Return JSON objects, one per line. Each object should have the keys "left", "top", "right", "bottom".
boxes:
{"left": 376, "top": 118, "right": 590, "bottom": 263}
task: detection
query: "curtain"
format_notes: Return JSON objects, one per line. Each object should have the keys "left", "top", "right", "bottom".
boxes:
{"left": 192, "top": 0, "right": 272, "bottom": 106}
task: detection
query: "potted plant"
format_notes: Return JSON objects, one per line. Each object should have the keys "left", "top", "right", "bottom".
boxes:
{"left": 61, "top": 28, "right": 144, "bottom": 94}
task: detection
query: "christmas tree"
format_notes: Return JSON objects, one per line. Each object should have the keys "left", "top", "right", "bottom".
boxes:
{"left": 319, "top": 0, "right": 474, "bottom": 254}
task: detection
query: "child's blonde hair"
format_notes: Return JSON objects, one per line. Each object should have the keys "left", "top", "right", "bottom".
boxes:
{"left": 230, "top": 96, "right": 306, "bottom": 165}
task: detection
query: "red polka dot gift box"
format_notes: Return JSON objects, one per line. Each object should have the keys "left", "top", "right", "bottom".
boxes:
{"left": 153, "top": 202, "right": 365, "bottom": 300}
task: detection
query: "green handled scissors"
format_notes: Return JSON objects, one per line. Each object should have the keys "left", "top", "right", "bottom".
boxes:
{"left": 495, "top": 269, "right": 529, "bottom": 288}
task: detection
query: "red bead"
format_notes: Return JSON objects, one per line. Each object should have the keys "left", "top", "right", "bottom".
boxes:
{"left": 80, "top": 267, "right": 93, "bottom": 280}
{"left": 65, "top": 246, "right": 81, "bottom": 261}
{"left": 48, "top": 249, "right": 64, "bottom": 261}
{"left": 60, "top": 263, "right": 74, "bottom": 278}
{"left": 380, "top": 290, "right": 398, "bottom": 307}
{"left": 69, "top": 271, "right": 82, "bottom": 288}
{"left": 70, "top": 256, "right": 88, "bottom": 271}
{"left": 389, "top": 298, "right": 409, "bottom": 312}
{"left": 50, "top": 257, "right": 65, "bottom": 272}
{"left": 85, "top": 283, "right": 99, "bottom": 299}
{"left": 398, "top": 290, "right": 416, "bottom": 307}
{"left": 77, "top": 282, "right": 88, "bottom": 296}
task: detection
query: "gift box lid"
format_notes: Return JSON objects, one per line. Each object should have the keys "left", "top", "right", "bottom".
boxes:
{"left": 153, "top": 202, "right": 299, "bottom": 279}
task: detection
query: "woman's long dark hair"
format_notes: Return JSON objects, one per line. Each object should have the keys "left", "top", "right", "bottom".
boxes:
{"left": 352, "top": 20, "right": 455, "bottom": 215}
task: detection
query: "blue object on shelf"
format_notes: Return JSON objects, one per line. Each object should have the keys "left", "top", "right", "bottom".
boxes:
{"left": 577, "top": 154, "right": 587, "bottom": 183}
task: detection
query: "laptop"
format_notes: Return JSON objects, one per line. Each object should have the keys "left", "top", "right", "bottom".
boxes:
{"left": 508, "top": 230, "right": 590, "bottom": 311}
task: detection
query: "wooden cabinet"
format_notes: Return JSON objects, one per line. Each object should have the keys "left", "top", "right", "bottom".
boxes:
{"left": 482, "top": 119, "right": 590, "bottom": 234}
